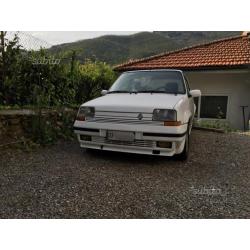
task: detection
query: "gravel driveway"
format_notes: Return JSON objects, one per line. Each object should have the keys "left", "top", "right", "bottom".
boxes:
{"left": 0, "top": 130, "right": 249, "bottom": 218}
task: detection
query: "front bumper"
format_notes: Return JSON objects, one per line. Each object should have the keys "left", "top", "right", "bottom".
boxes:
{"left": 73, "top": 121, "right": 187, "bottom": 156}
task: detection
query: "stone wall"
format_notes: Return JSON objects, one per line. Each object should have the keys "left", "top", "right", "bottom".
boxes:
{"left": 0, "top": 111, "right": 31, "bottom": 139}
{"left": 0, "top": 109, "right": 77, "bottom": 146}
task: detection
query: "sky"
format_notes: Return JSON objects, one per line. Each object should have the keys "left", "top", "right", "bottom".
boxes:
{"left": 27, "top": 31, "right": 139, "bottom": 45}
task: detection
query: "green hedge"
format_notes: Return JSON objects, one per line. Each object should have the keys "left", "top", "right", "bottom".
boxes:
{"left": 0, "top": 33, "right": 117, "bottom": 107}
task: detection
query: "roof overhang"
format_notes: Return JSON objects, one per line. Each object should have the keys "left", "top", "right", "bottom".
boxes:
{"left": 115, "top": 64, "right": 250, "bottom": 72}
{"left": 114, "top": 34, "right": 250, "bottom": 73}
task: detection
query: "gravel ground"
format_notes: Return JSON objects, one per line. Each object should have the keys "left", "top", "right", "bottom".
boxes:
{"left": 0, "top": 130, "right": 250, "bottom": 218}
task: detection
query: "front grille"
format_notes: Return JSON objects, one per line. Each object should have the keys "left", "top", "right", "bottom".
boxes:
{"left": 89, "top": 117, "right": 162, "bottom": 125}
{"left": 91, "top": 136, "right": 155, "bottom": 148}
{"left": 85, "top": 111, "right": 163, "bottom": 126}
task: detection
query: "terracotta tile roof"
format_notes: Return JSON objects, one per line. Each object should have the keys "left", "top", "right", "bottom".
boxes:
{"left": 114, "top": 34, "right": 250, "bottom": 71}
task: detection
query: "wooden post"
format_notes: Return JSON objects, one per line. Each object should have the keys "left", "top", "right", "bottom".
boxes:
{"left": 0, "top": 31, "right": 6, "bottom": 93}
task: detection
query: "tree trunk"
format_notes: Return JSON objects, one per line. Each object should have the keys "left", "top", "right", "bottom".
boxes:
{"left": 0, "top": 31, "right": 6, "bottom": 100}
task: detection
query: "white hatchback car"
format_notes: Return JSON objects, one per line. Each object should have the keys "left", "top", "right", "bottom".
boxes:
{"left": 74, "top": 70, "right": 201, "bottom": 160}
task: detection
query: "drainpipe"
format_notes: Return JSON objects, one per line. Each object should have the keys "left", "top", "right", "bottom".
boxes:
{"left": 248, "top": 110, "right": 250, "bottom": 131}
{"left": 240, "top": 105, "right": 248, "bottom": 131}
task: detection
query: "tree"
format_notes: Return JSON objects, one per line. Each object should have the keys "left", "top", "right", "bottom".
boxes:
{"left": 75, "top": 60, "right": 116, "bottom": 103}
{"left": 0, "top": 31, "right": 7, "bottom": 103}
{"left": 0, "top": 31, "right": 22, "bottom": 104}
{"left": 0, "top": 32, "right": 117, "bottom": 107}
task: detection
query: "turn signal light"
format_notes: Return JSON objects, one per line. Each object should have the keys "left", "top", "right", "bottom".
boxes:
{"left": 76, "top": 115, "right": 85, "bottom": 121}
{"left": 157, "top": 141, "right": 172, "bottom": 148}
{"left": 164, "top": 121, "right": 182, "bottom": 126}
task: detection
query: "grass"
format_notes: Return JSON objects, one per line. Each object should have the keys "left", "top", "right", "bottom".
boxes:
{"left": 194, "top": 119, "right": 237, "bottom": 132}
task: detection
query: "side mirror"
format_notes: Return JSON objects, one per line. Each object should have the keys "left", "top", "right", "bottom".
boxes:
{"left": 101, "top": 90, "right": 108, "bottom": 96}
{"left": 189, "top": 89, "right": 201, "bottom": 97}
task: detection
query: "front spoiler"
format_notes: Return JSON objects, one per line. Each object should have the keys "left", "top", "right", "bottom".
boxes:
{"left": 73, "top": 120, "right": 188, "bottom": 156}
{"left": 73, "top": 125, "right": 187, "bottom": 142}
{"left": 79, "top": 140, "right": 179, "bottom": 156}
{"left": 74, "top": 129, "right": 186, "bottom": 157}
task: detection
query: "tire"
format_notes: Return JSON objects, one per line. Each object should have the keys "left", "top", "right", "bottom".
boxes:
{"left": 85, "top": 148, "right": 94, "bottom": 153}
{"left": 176, "top": 123, "right": 190, "bottom": 161}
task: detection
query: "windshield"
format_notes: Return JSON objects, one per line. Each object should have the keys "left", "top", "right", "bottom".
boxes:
{"left": 109, "top": 71, "right": 186, "bottom": 94}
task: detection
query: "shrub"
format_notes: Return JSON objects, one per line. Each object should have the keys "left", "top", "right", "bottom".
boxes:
{"left": 0, "top": 32, "right": 117, "bottom": 107}
{"left": 29, "top": 109, "right": 77, "bottom": 145}
{"left": 75, "top": 60, "right": 116, "bottom": 103}
{"left": 195, "top": 119, "right": 235, "bottom": 132}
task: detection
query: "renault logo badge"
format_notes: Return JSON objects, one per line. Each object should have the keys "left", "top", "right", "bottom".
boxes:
{"left": 137, "top": 113, "right": 143, "bottom": 120}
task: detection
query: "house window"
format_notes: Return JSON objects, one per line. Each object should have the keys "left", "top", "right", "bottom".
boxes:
{"left": 200, "top": 96, "right": 228, "bottom": 119}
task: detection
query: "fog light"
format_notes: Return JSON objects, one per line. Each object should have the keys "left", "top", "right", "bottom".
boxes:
{"left": 157, "top": 141, "right": 172, "bottom": 148}
{"left": 80, "top": 135, "right": 92, "bottom": 141}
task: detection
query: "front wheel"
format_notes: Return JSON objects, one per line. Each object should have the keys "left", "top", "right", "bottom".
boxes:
{"left": 176, "top": 124, "right": 190, "bottom": 161}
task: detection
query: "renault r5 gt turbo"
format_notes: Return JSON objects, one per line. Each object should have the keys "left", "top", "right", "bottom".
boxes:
{"left": 73, "top": 70, "right": 201, "bottom": 160}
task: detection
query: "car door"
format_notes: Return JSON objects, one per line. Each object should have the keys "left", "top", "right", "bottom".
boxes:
{"left": 184, "top": 76, "right": 195, "bottom": 120}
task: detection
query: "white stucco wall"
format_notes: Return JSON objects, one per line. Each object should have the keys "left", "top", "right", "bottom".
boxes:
{"left": 184, "top": 70, "right": 250, "bottom": 130}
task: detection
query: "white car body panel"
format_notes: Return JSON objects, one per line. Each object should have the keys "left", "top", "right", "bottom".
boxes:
{"left": 83, "top": 93, "right": 184, "bottom": 111}
{"left": 73, "top": 70, "right": 200, "bottom": 157}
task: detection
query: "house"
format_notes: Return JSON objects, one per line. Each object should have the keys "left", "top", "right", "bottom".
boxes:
{"left": 114, "top": 32, "right": 250, "bottom": 130}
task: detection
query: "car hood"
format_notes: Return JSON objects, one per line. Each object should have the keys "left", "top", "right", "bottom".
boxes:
{"left": 82, "top": 93, "right": 184, "bottom": 112}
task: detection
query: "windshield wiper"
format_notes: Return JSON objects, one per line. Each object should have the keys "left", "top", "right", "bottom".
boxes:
{"left": 107, "top": 91, "right": 138, "bottom": 94}
{"left": 137, "top": 90, "right": 179, "bottom": 95}
{"left": 107, "top": 90, "right": 179, "bottom": 95}
{"left": 107, "top": 91, "right": 130, "bottom": 94}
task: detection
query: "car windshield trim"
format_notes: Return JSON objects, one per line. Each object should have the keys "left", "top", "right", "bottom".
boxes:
{"left": 107, "top": 90, "right": 183, "bottom": 95}
{"left": 108, "top": 70, "right": 187, "bottom": 95}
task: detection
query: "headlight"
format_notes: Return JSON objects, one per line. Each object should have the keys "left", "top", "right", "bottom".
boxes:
{"left": 76, "top": 106, "right": 95, "bottom": 121}
{"left": 152, "top": 109, "right": 177, "bottom": 121}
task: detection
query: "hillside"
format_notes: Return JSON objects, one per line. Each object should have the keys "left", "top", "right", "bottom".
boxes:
{"left": 154, "top": 31, "right": 240, "bottom": 48}
{"left": 49, "top": 31, "right": 241, "bottom": 65}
